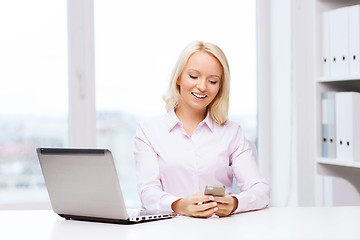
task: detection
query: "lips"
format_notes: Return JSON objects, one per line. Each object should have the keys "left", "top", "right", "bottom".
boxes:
{"left": 192, "top": 92, "right": 207, "bottom": 99}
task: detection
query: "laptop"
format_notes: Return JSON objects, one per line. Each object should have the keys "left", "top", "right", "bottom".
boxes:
{"left": 36, "top": 148, "right": 176, "bottom": 224}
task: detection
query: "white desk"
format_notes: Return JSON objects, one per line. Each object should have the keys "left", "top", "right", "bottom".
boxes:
{"left": 1, "top": 207, "right": 359, "bottom": 240}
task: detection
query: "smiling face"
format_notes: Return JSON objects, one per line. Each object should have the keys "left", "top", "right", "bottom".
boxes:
{"left": 176, "top": 51, "right": 223, "bottom": 115}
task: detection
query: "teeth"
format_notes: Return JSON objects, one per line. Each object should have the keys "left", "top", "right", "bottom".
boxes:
{"left": 192, "top": 93, "right": 207, "bottom": 98}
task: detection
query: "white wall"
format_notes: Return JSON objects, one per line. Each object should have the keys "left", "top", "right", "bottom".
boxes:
{"left": 257, "top": 0, "right": 298, "bottom": 207}
{"left": 291, "top": 0, "right": 316, "bottom": 206}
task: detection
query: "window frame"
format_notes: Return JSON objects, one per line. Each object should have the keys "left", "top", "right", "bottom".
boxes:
{"left": 0, "top": 0, "right": 96, "bottom": 210}
{"left": 68, "top": 0, "right": 96, "bottom": 149}
{"left": 2, "top": 0, "right": 264, "bottom": 210}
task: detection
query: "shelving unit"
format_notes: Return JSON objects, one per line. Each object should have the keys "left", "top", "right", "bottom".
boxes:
{"left": 317, "top": 75, "right": 360, "bottom": 82}
{"left": 317, "top": 157, "right": 360, "bottom": 168}
{"left": 314, "top": 0, "right": 360, "bottom": 200}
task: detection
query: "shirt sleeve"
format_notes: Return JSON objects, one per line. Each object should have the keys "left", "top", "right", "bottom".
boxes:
{"left": 229, "top": 125, "right": 270, "bottom": 214}
{"left": 134, "top": 123, "right": 180, "bottom": 212}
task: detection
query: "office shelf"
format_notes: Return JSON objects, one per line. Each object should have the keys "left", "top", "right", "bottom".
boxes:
{"left": 314, "top": 0, "right": 360, "bottom": 202}
{"left": 317, "top": 158, "right": 360, "bottom": 194}
{"left": 316, "top": 75, "right": 360, "bottom": 82}
{"left": 317, "top": 158, "right": 360, "bottom": 168}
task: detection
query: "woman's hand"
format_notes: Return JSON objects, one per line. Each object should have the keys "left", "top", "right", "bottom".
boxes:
{"left": 213, "top": 194, "right": 238, "bottom": 217}
{"left": 171, "top": 192, "right": 218, "bottom": 218}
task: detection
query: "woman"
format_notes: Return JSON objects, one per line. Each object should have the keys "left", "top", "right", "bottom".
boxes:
{"left": 134, "top": 41, "right": 270, "bottom": 218}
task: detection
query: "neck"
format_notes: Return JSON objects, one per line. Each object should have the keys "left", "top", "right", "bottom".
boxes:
{"left": 175, "top": 105, "right": 207, "bottom": 125}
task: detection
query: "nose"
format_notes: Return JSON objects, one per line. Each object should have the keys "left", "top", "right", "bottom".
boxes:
{"left": 196, "top": 78, "right": 207, "bottom": 92}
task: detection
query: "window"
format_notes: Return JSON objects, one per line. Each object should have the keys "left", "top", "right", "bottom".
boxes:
{"left": 94, "top": 0, "right": 257, "bottom": 207}
{"left": 0, "top": 1, "right": 68, "bottom": 207}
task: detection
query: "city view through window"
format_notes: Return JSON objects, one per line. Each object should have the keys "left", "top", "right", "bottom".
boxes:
{"left": 0, "top": 1, "right": 257, "bottom": 208}
{"left": 94, "top": 0, "right": 257, "bottom": 207}
{"left": 0, "top": 1, "right": 68, "bottom": 206}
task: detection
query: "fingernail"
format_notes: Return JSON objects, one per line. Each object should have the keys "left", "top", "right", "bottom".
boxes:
{"left": 209, "top": 196, "right": 215, "bottom": 201}
{"left": 213, "top": 202, "right": 217, "bottom": 206}
{"left": 214, "top": 207, "right": 218, "bottom": 211}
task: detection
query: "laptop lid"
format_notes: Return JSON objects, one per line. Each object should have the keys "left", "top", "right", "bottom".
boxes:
{"left": 37, "top": 148, "right": 132, "bottom": 221}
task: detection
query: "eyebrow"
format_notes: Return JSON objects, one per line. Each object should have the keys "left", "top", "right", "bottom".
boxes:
{"left": 209, "top": 74, "right": 221, "bottom": 79}
{"left": 187, "top": 69, "right": 221, "bottom": 79}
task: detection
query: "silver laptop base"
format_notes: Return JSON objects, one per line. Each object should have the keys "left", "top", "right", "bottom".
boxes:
{"left": 59, "top": 213, "right": 176, "bottom": 224}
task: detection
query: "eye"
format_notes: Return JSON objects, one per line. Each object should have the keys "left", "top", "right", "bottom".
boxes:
{"left": 189, "top": 75, "right": 198, "bottom": 79}
{"left": 209, "top": 80, "right": 218, "bottom": 84}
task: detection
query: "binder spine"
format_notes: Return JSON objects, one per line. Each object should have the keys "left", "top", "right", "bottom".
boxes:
{"left": 335, "top": 92, "right": 360, "bottom": 161}
{"left": 349, "top": 5, "right": 360, "bottom": 75}
{"left": 328, "top": 7, "right": 350, "bottom": 77}
{"left": 327, "top": 92, "right": 336, "bottom": 158}
{"left": 321, "top": 92, "right": 329, "bottom": 158}
{"left": 322, "top": 11, "right": 331, "bottom": 77}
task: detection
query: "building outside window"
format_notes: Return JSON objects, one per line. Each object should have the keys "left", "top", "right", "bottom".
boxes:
{"left": 0, "top": 0, "right": 257, "bottom": 208}
{"left": 94, "top": 0, "right": 257, "bottom": 207}
{"left": 0, "top": 1, "right": 68, "bottom": 207}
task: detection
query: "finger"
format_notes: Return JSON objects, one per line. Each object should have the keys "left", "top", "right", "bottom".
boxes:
{"left": 194, "top": 206, "right": 218, "bottom": 218}
{"left": 191, "top": 194, "right": 215, "bottom": 204}
{"left": 215, "top": 203, "right": 233, "bottom": 217}
{"left": 214, "top": 194, "right": 233, "bottom": 204}
{"left": 215, "top": 209, "right": 230, "bottom": 217}
{"left": 215, "top": 204, "right": 233, "bottom": 216}
{"left": 216, "top": 203, "right": 232, "bottom": 211}
{"left": 188, "top": 201, "right": 216, "bottom": 214}
{"left": 213, "top": 197, "right": 229, "bottom": 204}
{"left": 193, "top": 201, "right": 217, "bottom": 212}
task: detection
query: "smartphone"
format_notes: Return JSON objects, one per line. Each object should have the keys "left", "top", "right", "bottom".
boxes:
{"left": 204, "top": 185, "right": 225, "bottom": 197}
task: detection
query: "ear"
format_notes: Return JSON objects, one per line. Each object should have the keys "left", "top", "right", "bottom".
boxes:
{"left": 176, "top": 76, "right": 181, "bottom": 85}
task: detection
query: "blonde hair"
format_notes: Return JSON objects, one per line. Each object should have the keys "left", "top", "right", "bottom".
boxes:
{"left": 163, "top": 41, "right": 230, "bottom": 125}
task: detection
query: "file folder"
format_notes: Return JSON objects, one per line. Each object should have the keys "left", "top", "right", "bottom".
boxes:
{"left": 321, "top": 92, "right": 336, "bottom": 158}
{"left": 335, "top": 92, "right": 360, "bottom": 161}
{"left": 348, "top": 5, "right": 360, "bottom": 75}
{"left": 321, "top": 92, "right": 329, "bottom": 157}
{"left": 322, "top": 11, "right": 331, "bottom": 77}
{"left": 329, "top": 7, "right": 349, "bottom": 77}
{"left": 327, "top": 92, "right": 336, "bottom": 158}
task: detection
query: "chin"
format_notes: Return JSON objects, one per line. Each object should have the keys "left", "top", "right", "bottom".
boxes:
{"left": 190, "top": 103, "right": 209, "bottom": 112}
